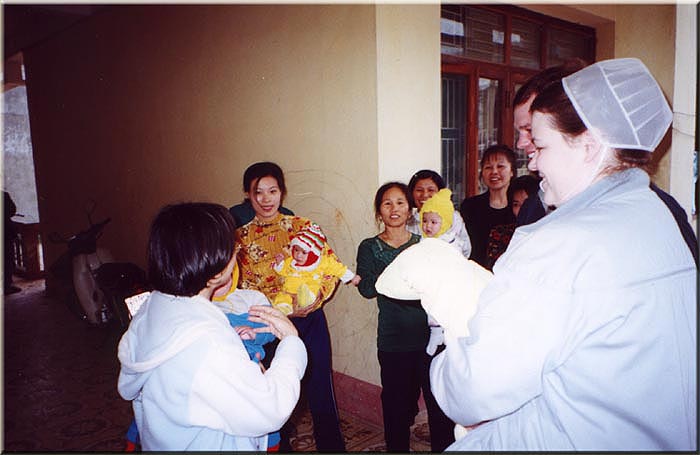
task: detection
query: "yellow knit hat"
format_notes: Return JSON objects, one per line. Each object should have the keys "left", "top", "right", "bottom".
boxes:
{"left": 420, "top": 188, "right": 454, "bottom": 238}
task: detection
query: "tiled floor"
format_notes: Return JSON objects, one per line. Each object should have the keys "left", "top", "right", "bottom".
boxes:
{"left": 3, "top": 276, "right": 431, "bottom": 452}
{"left": 285, "top": 402, "right": 431, "bottom": 452}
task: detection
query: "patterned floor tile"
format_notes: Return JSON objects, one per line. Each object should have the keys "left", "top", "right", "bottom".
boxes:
{"left": 4, "top": 277, "right": 437, "bottom": 452}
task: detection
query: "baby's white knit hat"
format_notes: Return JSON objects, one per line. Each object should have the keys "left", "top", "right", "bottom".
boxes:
{"left": 562, "top": 58, "right": 672, "bottom": 152}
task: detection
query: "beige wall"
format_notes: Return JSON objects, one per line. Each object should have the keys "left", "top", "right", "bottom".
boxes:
{"left": 19, "top": 3, "right": 694, "bottom": 389}
{"left": 613, "top": 5, "right": 677, "bottom": 191}
{"left": 376, "top": 4, "right": 441, "bottom": 184}
{"left": 328, "top": 4, "right": 441, "bottom": 384}
{"left": 670, "top": 4, "right": 696, "bottom": 230}
{"left": 25, "top": 4, "right": 439, "bottom": 387}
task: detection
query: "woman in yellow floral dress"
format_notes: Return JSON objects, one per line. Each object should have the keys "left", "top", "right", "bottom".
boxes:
{"left": 234, "top": 161, "right": 345, "bottom": 452}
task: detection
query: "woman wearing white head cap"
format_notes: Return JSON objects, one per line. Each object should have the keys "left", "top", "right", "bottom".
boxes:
{"left": 429, "top": 58, "right": 696, "bottom": 451}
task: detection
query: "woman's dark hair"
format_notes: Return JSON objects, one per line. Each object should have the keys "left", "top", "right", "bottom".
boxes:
{"left": 147, "top": 202, "right": 237, "bottom": 296}
{"left": 530, "top": 81, "right": 587, "bottom": 140}
{"left": 242, "top": 162, "right": 287, "bottom": 199}
{"left": 481, "top": 145, "right": 517, "bottom": 173}
{"left": 373, "top": 181, "right": 410, "bottom": 224}
{"left": 610, "top": 149, "right": 654, "bottom": 174}
{"left": 407, "top": 170, "right": 446, "bottom": 208}
{"left": 531, "top": 81, "right": 654, "bottom": 173}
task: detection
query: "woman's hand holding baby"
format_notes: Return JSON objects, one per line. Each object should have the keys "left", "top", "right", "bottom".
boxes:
{"left": 248, "top": 305, "right": 298, "bottom": 339}
{"left": 288, "top": 294, "right": 321, "bottom": 318}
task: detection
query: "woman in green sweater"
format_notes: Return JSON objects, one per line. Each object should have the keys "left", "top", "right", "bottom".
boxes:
{"left": 356, "top": 182, "right": 454, "bottom": 452}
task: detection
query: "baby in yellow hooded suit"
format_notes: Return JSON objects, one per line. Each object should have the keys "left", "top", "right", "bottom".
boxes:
{"left": 419, "top": 188, "right": 476, "bottom": 355}
{"left": 420, "top": 188, "right": 470, "bottom": 253}
{"left": 273, "top": 224, "right": 360, "bottom": 315}
{"left": 376, "top": 189, "right": 492, "bottom": 442}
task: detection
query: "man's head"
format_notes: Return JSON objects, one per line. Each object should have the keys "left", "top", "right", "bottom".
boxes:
{"left": 513, "top": 59, "right": 588, "bottom": 164}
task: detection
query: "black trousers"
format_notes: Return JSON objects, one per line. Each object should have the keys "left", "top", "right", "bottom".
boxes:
{"left": 378, "top": 349, "right": 455, "bottom": 452}
{"left": 275, "top": 309, "right": 345, "bottom": 452}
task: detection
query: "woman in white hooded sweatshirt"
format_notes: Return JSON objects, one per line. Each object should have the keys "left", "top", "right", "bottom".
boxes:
{"left": 118, "top": 202, "right": 307, "bottom": 451}
{"left": 430, "top": 58, "right": 696, "bottom": 451}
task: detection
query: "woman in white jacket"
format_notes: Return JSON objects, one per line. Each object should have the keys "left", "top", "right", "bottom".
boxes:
{"left": 430, "top": 58, "right": 696, "bottom": 451}
{"left": 118, "top": 202, "right": 307, "bottom": 451}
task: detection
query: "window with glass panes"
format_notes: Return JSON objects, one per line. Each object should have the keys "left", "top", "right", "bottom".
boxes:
{"left": 440, "top": 4, "right": 595, "bottom": 200}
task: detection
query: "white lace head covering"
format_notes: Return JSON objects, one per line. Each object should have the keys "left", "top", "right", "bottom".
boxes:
{"left": 562, "top": 58, "right": 672, "bottom": 152}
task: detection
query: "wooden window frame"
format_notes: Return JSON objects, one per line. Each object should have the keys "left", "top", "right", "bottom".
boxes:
{"left": 441, "top": 4, "right": 595, "bottom": 198}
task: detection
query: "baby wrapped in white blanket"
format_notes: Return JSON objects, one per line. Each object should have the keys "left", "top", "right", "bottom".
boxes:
{"left": 375, "top": 237, "right": 492, "bottom": 344}
{"left": 375, "top": 238, "right": 493, "bottom": 440}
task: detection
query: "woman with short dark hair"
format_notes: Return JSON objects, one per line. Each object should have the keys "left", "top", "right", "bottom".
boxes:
{"left": 119, "top": 202, "right": 305, "bottom": 451}
{"left": 459, "top": 145, "right": 518, "bottom": 269}
{"left": 229, "top": 162, "right": 294, "bottom": 227}
{"left": 356, "top": 182, "right": 455, "bottom": 452}
{"left": 234, "top": 162, "right": 346, "bottom": 452}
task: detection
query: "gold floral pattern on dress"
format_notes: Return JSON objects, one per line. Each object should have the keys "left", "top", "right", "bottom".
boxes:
{"left": 280, "top": 216, "right": 295, "bottom": 232}
{"left": 236, "top": 214, "right": 339, "bottom": 305}
{"left": 246, "top": 242, "right": 268, "bottom": 263}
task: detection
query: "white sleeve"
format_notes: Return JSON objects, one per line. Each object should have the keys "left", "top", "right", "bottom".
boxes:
{"left": 339, "top": 268, "right": 355, "bottom": 283}
{"left": 453, "top": 212, "right": 472, "bottom": 258}
{"left": 189, "top": 333, "right": 307, "bottom": 436}
{"left": 430, "top": 276, "right": 571, "bottom": 426}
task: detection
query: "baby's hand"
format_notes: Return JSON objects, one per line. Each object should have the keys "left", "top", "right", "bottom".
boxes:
{"left": 349, "top": 275, "right": 361, "bottom": 286}
{"left": 234, "top": 325, "right": 256, "bottom": 340}
{"left": 273, "top": 252, "right": 286, "bottom": 266}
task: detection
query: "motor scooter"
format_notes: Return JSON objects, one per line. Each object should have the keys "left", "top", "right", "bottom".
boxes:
{"left": 48, "top": 201, "right": 146, "bottom": 327}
